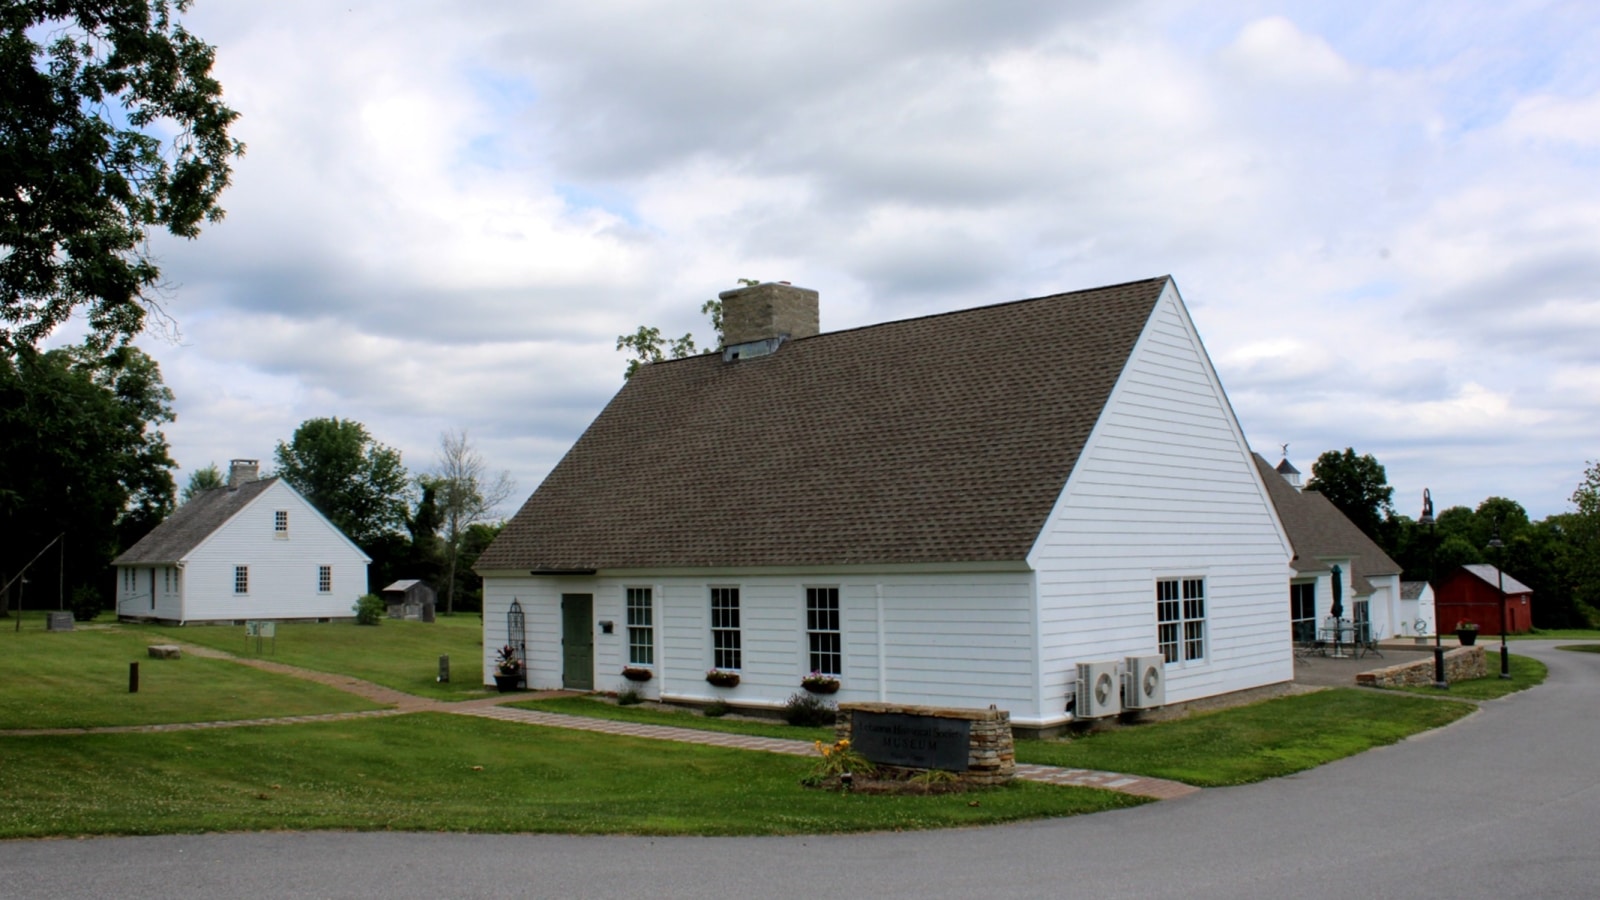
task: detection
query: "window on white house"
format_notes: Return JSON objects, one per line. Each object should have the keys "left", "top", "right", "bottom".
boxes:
{"left": 806, "top": 587, "right": 841, "bottom": 676}
{"left": 710, "top": 587, "right": 741, "bottom": 670}
{"left": 318, "top": 565, "right": 332, "bottom": 594}
{"left": 627, "top": 587, "right": 654, "bottom": 665}
{"left": 274, "top": 510, "right": 288, "bottom": 536}
{"left": 1291, "top": 581, "right": 1316, "bottom": 643}
{"left": 122, "top": 568, "right": 133, "bottom": 592}
{"left": 1157, "top": 577, "right": 1206, "bottom": 663}
{"left": 234, "top": 566, "right": 249, "bottom": 595}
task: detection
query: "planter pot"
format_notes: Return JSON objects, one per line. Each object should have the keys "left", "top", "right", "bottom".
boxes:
{"left": 705, "top": 673, "right": 740, "bottom": 688}
{"left": 802, "top": 681, "right": 839, "bottom": 695}
{"left": 622, "top": 668, "right": 653, "bottom": 683}
{"left": 494, "top": 673, "right": 522, "bottom": 692}
{"left": 1456, "top": 629, "right": 1478, "bottom": 646}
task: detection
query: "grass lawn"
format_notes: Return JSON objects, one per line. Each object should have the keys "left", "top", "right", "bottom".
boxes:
{"left": 1510, "top": 629, "right": 1600, "bottom": 640}
{"left": 0, "top": 713, "right": 1142, "bottom": 838}
{"left": 1012, "top": 689, "right": 1475, "bottom": 786}
{"left": 135, "top": 614, "right": 490, "bottom": 701}
{"left": 0, "top": 623, "right": 381, "bottom": 729}
{"left": 1391, "top": 652, "right": 1547, "bottom": 700}
{"left": 511, "top": 695, "right": 835, "bottom": 742}
{"left": 1557, "top": 643, "right": 1600, "bottom": 654}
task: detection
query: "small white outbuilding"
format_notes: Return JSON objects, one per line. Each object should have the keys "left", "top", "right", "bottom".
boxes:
{"left": 114, "top": 459, "right": 370, "bottom": 624}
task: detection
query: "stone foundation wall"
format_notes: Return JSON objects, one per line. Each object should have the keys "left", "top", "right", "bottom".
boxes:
{"left": 837, "top": 702, "right": 1015, "bottom": 786}
{"left": 1356, "top": 646, "right": 1487, "bottom": 687}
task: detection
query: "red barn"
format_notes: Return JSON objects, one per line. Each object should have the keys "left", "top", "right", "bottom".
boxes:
{"left": 1435, "top": 565, "right": 1533, "bottom": 636}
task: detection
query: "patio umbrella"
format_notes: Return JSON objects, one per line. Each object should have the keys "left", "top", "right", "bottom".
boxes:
{"left": 1329, "top": 565, "right": 1344, "bottom": 620}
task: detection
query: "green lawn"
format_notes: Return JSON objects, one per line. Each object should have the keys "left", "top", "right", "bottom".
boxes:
{"left": 0, "top": 713, "right": 1142, "bottom": 838}
{"left": 135, "top": 614, "right": 490, "bottom": 700}
{"left": 1510, "top": 629, "right": 1600, "bottom": 640}
{"left": 0, "top": 624, "right": 381, "bottom": 729}
{"left": 1012, "top": 689, "right": 1475, "bottom": 786}
{"left": 1391, "top": 652, "right": 1547, "bottom": 700}
{"left": 1557, "top": 643, "right": 1600, "bottom": 654}
{"left": 511, "top": 695, "right": 835, "bottom": 742}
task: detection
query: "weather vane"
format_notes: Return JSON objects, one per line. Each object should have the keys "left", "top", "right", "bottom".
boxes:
{"left": 1279, "top": 442, "right": 1289, "bottom": 460}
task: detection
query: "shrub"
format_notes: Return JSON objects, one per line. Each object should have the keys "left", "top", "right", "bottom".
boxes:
{"left": 617, "top": 686, "right": 643, "bottom": 706}
{"left": 353, "top": 593, "right": 385, "bottom": 625}
{"left": 782, "top": 691, "right": 838, "bottom": 727}
{"left": 68, "top": 585, "right": 104, "bottom": 622}
{"left": 703, "top": 699, "right": 730, "bottom": 718}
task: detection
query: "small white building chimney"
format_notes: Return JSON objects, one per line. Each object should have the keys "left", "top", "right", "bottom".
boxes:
{"left": 228, "top": 459, "right": 260, "bottom": 489}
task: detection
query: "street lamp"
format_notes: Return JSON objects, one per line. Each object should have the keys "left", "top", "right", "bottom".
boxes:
{"left": 1488, "top": 523, "right": 1511, "bottom": 680}
{"left": 1420, "top": 489, "right": 1446, "bottom": 689}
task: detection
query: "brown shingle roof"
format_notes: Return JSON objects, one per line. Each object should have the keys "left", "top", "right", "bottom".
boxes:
{"left": 113, "top": 479, "right": 278, "bottom": 565}
{"left": 1252, "top": 453, "right": 1401, "bottom": 593}
{"left": 478, "top": 277, "right": 1171, "bottom": 571}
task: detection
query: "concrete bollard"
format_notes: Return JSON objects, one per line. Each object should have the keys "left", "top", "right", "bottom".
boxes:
{"left": 437, "top": 655, "right": 450, "bottom": 683}
{"left": 129, "top": 661, "right": 139, "bottom": 693}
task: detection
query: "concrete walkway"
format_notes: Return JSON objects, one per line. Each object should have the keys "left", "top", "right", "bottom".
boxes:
{"left": 5, "top": 638, "right": 1197, "bottom": 801}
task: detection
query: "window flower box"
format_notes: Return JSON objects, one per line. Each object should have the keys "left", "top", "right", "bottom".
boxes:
{"left": 801, "top": 672, "right": 840, "bottom": 694}
{"left": 705, "top": 669, "right": 740, "bottom": 688}
{"left": 621, "top": 666, "right": 653, "bottom": 683}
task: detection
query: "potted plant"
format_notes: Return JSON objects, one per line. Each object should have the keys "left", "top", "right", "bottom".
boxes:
{"left": 493, "top": 644, "right": 523, "bottom": 692}
{"left": 621, "top": 666, "right": 653, "bottom": 683}
{"left": 705, "top": 668, "right": 740, "bottom": 688}
{"left": 801, "top": 671, "right": 840, "bottom": 694}
{"left": 1454, "top": 621, "right": 1479, "bottom": 646}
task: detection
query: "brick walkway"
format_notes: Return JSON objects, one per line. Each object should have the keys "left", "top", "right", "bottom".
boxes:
{"left": 4, "top": 640, "right": 1199, "bottom": 801}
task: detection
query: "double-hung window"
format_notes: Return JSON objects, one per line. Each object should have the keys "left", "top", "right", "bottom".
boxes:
{"left": 234, "top": 565, "right": 250, "bottom": 595}
{"left": 710, "top": 587, "right": 741, "bottom": 670}
{"left": 318, "top": 565, "right": 332, "bottom": 594}
{"left": 274, "top": 510, "right": 288, "bottom": 537}
{"left": 627, "top": 588, "right": 654, "bottom": 665}
{"left": 806, "top": 587, "right": 841, "bottom": 676}
{"left": 1157, "top": 577, "right": 1206, "bottom": 663}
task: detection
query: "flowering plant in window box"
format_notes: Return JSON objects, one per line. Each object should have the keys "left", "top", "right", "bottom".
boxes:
{"left": 801, "top": 672, "right": 840, "bottom": 694}
{"left": 705, "top": 669, "right": 740, "bottom": 688}
{"left": 621, "top": 666, "right": 653, "bottom": 683}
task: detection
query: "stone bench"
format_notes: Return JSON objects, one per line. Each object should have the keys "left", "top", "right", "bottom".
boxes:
{"left": 147, "top": 644, "right": 183, "bottom": 660}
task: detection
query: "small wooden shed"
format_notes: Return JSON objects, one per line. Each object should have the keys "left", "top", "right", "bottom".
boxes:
{"left": 382, "top": 580, "right": 436, "bottom": 622}
{"left": 1434, "top": 565, "right": 1532, "bottom": 636}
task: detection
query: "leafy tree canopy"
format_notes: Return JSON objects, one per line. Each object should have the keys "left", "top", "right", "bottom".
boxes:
{"left": 181, "top": 461, "right": 221, "bottom": 502}
{"left": 616, "top": 281, "right": 754, "bottom": 378}
{"left": 1305, "top": 447, "right": 1394, "bottom": 541}
{"left": 272, "top": 417, "right": 410, "bottom": 548}
{"left": 0, "top": 344, "right": 176, "bottom": 607}
{"left": 1, "top": 0, "right": 244, "bottom": 352}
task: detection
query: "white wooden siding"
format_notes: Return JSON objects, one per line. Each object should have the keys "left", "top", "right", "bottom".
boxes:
{"left": 178, "top": 481, "right": 369, "bottom": 622}
{"left": 483, "top": 571, "right": 1040, "bottom": 715}
{"left": 1029, "top": 283, "right": 1293, "bottom": 714}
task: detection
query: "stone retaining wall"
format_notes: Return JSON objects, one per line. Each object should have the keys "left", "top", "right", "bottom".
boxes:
{"left": 837, "top": 702, "right": 1014, "bottom": 786}
{"left": 1355, "top": 646, "right": 1487, "bottom": 687}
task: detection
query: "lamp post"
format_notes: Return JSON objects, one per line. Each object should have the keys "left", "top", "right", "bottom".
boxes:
{"left": 1489, "top": 523, "right": 1511, "bottom": 680}
{"left": 1420, "top": 489, "right": 1446, "bottom": 689}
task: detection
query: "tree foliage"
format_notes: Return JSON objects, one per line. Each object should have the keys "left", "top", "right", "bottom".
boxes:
{"left": 1305, "top": 448, "right": 1393, "bottom": 541}
{"left": 615, "top": 284, "right": 746, "bottom": 378}
{"left": 0, "top": 344, "right": 176, "bottom": 611}
{"left": 272, "top": 418, "right": 410, "bottom": 549}
{"left": 1, "top": 0, "right": 244, "bottom": 352}
{"left": 432, "top": 429, "right": 514, "bottom": 614}
{"left": 181, "top": 461, "right": 221, "bottom": 502}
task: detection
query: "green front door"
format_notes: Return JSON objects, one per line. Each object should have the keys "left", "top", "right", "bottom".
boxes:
{"left": 561, "top": 594, "right": 594, "bottom": 690}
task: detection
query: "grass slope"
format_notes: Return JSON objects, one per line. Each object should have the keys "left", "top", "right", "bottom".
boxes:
{"left": 0, "top": 714, "right": 1141, "bottom": 838}
{"left": 1391, "top": 652, "right": 1547, "bottom": 699}
{"left": 511, "top": 695, "right": 835, "bottom": 742}
{"left": 0, "top": 625, "right": 380, "bottom": 729}
{"left": 1014, "top": 689, "right": 1474, "bottom": 786}
{"left": 136, "top": 615, "right": 488, "bottom": 700}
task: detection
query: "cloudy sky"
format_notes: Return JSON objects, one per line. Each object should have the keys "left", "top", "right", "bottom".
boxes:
{"left": 97, "top": 0, "right": 1600, "bottom": 520}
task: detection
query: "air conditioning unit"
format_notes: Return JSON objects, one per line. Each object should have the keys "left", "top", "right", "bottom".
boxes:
{"left": 1076, "top": 660, "right": 1123, "bottom": 718}
{"left": 1124, "top": 654, "right": 1166, "bottom": 709}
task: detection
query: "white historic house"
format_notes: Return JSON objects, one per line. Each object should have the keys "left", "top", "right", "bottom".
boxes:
{"left": 476, "top": 278, "right": 1296, "bottom": 732}
{"left": 113, "top": 460, "right": 370, "bottom": 624}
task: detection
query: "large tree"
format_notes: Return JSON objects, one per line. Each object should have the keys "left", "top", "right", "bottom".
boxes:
{"left": 431, "top": 429, "right": 514, "bottom": 614}
{"left": 273, "top": 418, "right": 410, "bottom": 549}
{"left": 0, "top": 344, "right": 176, "bottom": 614}
{"left": 1305, "top": 447, "right": 1394, "bottom": 541}
{"left": 1, "top": 0, "right": 244, "bottom": 352}
{"left": 180, "top": 461, "right": 222, "bottom": 502}
{"left": 615, "top": 285, "right": 743, "bottom": 378}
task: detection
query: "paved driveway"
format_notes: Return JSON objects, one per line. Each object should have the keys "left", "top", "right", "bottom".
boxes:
{"left": 6, "top": 641, "right": 1597, "bottom": 899}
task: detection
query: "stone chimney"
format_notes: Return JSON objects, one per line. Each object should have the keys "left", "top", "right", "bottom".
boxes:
{"left": 228, "top": 459, "right": 260, "bottom": 489}
{"left": 717, "top": 282, "right": 819, "bottom": 348}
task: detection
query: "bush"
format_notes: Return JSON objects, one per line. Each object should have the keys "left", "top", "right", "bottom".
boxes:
{"left": 617, "top": 686, "right": 643, "bottom": 706}
{"left": 703, "top": 699, "right": 730, "bottom": 718}
{"left": 68, "top": 585, "right": 105, "bottom": 622}
{"left": 353, "top": 593, "right": 385, "bottom": 625}
{"left": 782, "top": 691, "right": 838, "bottom": 728}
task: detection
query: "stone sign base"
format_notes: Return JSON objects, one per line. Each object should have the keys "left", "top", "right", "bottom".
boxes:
{"left": 837, "top": 702, "right": 1014, "bottom": 786}
{"left": 1356, "top": 646, "right": 1486, "bottom": 687}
